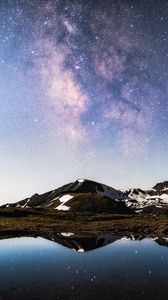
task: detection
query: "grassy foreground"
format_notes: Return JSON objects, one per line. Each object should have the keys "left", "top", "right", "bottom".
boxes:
{"left": 0, "top": 207, "right": 168, "bottom": 237}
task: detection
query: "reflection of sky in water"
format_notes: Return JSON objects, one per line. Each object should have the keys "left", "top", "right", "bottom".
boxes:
{"left": 0, "top": 237, "right": 168, "bottom": 299}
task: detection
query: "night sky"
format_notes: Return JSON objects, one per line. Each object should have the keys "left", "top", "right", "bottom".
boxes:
{"left": 0, "top": 0, "right": 168, "bottom": 203}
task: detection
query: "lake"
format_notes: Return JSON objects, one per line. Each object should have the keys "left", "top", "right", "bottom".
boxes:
{"left": 0, "top": 233, "right": 168, "bottom": 300}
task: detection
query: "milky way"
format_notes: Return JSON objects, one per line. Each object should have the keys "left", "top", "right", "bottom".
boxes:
{"left": 0, "top": 0, "right": 168, "bottom": 202}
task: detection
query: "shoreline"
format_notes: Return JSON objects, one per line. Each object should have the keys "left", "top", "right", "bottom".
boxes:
{"left": 0, "top": 217, "right": 168, "bottom": 238}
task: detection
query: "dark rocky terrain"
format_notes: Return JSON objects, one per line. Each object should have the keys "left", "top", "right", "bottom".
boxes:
{"left": 2, "top": 179, "right": 168, "bottom": 215}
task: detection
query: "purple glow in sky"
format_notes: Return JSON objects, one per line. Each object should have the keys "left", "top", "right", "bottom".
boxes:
{"left": 0, "top": 0, "right": 168, "bottom": 203}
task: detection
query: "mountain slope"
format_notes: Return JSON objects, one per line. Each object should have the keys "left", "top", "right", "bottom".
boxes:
{"left": 2, "top": 179, "right": 168, "bottom": 214}
{"left": 124, "top": 182, "right": 168, "bottom": 213}
{"left": 3, "top": 179, "right": 130, "bottom": 213}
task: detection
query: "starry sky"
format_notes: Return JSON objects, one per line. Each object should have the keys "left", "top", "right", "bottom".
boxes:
{"left": 0, "top": 0, "right": 168, "bottom": 204}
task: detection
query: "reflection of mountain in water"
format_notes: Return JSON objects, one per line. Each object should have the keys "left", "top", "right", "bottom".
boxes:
{"left": 41, "top": 232, "right": 168, "bottom": 253}
{"left": 48, "top": 233, "right": 118, "bottom": 252}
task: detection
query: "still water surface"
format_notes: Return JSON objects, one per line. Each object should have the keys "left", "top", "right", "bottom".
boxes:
{"left": 0, "top": 234, "right": 168, "bottom": 300}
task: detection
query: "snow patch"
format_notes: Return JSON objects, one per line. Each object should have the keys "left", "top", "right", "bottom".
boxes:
{"left": 159, "top": 194, "right": 168, "bottom": 203}
{"left": 77, "top": 179, "right": 85, "bottom": 183}
{"left": 135, "top": 210, "right": 143, "bottom": 213}
{"left": 77, "top": 248, "right": 85, "bottom": 253}
{"left": 61, "top": 232, "right": 74, "bottom": 237}
{"left": 51, "top": 190, "right": 56, "bottom": 194}
{"left": 125, "top": 190, "right": 168, "bottom": 210}
{"left": 46, "top": 196, "right": 59, "bottom": 207}
{"left": 55, "top": 194, "right": 73, "bottom": 211}
{"left": 120, "top": 236, "right": 131, "bottom": 241}
{"left": 16, "top": 199, "right": 30, "bottom": 208}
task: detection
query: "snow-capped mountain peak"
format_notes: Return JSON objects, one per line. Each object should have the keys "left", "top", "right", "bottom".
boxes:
{"left": 2, "top": 179, "right": 168, "bottom": 215}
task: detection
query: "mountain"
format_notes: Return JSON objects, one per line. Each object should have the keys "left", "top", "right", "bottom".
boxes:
{"left": 124, "top": 182, "right": 168, "bottom": 213}
{"left": 149, "top": 181, "right": 168, "bottom": 196}
{"left": 2, "top": 179, "right": 168, "bottom": 214}
{"left": 3, "top": 179, "right": 131, "bottom": 214}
